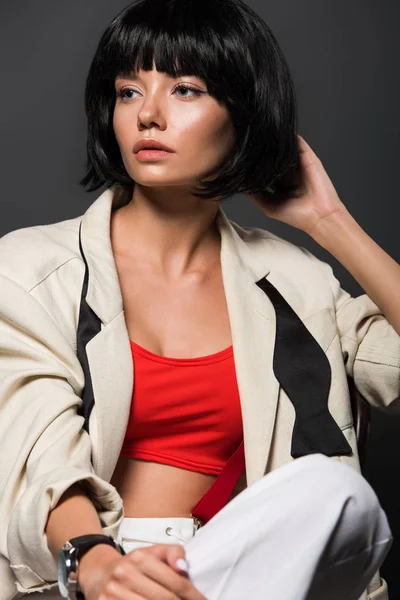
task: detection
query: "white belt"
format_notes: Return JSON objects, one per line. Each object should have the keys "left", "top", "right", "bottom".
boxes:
{"left": 116, "top": 517, "right": 198, "bottom": 552}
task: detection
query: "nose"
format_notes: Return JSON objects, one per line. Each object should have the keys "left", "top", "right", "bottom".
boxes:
{"left": 137, "top": 90, "right": 166, "bottom": 130}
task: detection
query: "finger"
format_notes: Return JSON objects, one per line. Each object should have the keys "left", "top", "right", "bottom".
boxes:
{"left": 145, "top": 543, "right": 188, "bottom": 573}
{"left": 105, "top": 578, "right": 147, "bottom": 599}
{"left": 115, "top": 554, "right": 182, "bottom": 599}
{"left": 297, "top": 134, "right": 308, "bottom": 148}
{"left": 127, "top": 551, "right": 199, "bottom": 599}
{"left": 165, "top": 545, "right": 190, "bottom": 574}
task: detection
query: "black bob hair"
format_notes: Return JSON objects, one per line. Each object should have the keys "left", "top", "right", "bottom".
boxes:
{"left": 79, "top": 0, "right": 300, "bottom": 203}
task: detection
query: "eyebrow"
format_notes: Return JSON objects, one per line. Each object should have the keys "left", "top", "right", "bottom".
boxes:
{"left": 116, "top": 73, "right": 140, "bottom": 81}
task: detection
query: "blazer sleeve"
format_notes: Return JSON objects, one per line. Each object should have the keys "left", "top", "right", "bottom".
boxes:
{"left": 0, "top": 274, "right": 124, "bottom": 594}
{"left": 302, "top": 248, "right": 400, "bottom": 412}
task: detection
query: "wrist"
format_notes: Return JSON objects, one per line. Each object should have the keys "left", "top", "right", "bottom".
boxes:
{"left": 78, "top": 544, "right": 121, "bottom": 589}
{"left": 309, "top": 208, "right": 360, "bottom": 250}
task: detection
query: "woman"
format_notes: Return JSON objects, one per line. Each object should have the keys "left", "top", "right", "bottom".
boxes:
{"left": 0, "top": 0, "right": 399, "bottom": 598}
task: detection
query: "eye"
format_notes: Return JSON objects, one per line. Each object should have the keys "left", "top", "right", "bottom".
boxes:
{"left": 173, "top": 84, "right": 204, "bottom": 98}
{"left": 115, "top": 88, "right": 137, "bottom": 101}
{"left": 116, "top": 84, "right": 204, "bottom": 102}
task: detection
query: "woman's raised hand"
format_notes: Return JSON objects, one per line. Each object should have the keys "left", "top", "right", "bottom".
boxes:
{"left": 245, "top": 135, "right": 349, "bottom": 238}
{"left": 78, "top": 542, "right": 208, "bottom": 600}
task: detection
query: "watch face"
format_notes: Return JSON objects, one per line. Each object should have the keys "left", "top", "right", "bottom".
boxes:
{"left": 58, "top": 549, "right": 72, "bottom": 599}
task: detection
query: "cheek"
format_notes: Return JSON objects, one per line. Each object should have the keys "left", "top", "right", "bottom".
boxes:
{"left": 200, "top": 115, "right": 236, "bottom": 160}
{"left": 113, "top": 110, "right": 130, "bottom": 149}
{"left": 112, "top": 112, "right": 121, "bottom": 145}
{"left": 174, "top": 111, "right": 234, "bottom": 156}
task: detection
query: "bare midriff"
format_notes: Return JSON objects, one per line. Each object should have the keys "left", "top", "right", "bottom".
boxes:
{"left": 110, "top": 456, "right": 217, "bottom": 518}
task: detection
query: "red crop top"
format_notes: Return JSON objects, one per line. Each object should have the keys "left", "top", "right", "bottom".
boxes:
{"left": 120, "top": 340, "right": 243, "bottom": 475}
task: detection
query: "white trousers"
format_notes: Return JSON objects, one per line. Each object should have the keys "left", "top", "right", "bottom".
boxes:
{"left": 25, "top": 454, "right": 392, "bottom": 600}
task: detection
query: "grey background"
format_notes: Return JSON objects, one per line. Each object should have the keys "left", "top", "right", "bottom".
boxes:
{"left": 1, "top": 0, "right": 399, "bottom": 596}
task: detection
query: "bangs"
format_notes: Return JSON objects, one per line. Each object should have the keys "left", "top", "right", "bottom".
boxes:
{"left": 107, "top": 0, "right": 254, "bottom": 113}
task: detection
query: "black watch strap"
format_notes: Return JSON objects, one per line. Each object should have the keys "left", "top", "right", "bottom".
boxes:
{"left": 69, "top": 534, "right": 123, "bottom": 560}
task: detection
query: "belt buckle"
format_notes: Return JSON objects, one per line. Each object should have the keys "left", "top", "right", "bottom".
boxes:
{"left": 190, "top": 513, "right": 204, "bottom": 533}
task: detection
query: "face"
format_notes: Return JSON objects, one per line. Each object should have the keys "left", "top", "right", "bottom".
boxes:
{"left": 113, "top": 64, "right": 237, "bottom": 199}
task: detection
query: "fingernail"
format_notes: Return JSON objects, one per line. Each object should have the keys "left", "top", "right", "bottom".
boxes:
{"left": 176, "top": 558, "right": 189, "bottom": 573}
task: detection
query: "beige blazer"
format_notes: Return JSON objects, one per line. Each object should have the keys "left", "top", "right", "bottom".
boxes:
{"left": 0, "top": 185, "right": 399, "bottom": 599}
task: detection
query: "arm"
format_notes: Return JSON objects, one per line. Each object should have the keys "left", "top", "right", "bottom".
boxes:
{"left": 247, "top": 133, "right": 400, "bottom": 410}
{"left": 45, "top": 482, "right": 104, "bottom": 558}
{"left": 45, "top": 485, "right": 203, "bottom": 600}
{"left": 311, "top": 208, "right": 400, "bottom": 335}
{"left": 248, "top": 134, "right": 399, "bottom": 334}
{"left": 0, "top": 274, "right": 123, "bottom": 594}
{"left": 45, "top": 483, "right": 122, "bottom": 578}
{"left": 300, "top": 246, "right": 400, "bottom": 412}
{"left": 309, "top": 209, "right": 400, "bottom": 412}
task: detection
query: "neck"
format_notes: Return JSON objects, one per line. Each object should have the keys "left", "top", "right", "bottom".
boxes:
{"left": 110, "top": 185, "right": 222, "bottom": 279}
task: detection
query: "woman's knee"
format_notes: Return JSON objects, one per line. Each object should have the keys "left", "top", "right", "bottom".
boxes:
{"left": 268, "top": 454, "right": 389, "bottom": 536}
{"left": 301, "top": 455, "right": 391, "bottom": 548}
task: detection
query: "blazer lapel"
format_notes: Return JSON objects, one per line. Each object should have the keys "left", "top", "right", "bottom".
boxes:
{"left": 78, "top": 187, "right": 133, "bottom": 481}
{"left": 218, "top": 211, "right": 280, "bottom": 486}
{"left": 85, "top": 314, "right": 133, "bottom": 481}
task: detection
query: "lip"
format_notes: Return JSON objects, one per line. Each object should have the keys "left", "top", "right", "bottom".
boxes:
{"left": 133, "top": 138, "right": 174, "bottom": 153}
{"left": 135, "top": 149, "right": 174, "bottom": 161}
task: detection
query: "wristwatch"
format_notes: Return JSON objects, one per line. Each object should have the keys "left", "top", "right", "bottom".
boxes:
{"left": 57, "top": 534, "right": 126, "bottom": 600}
